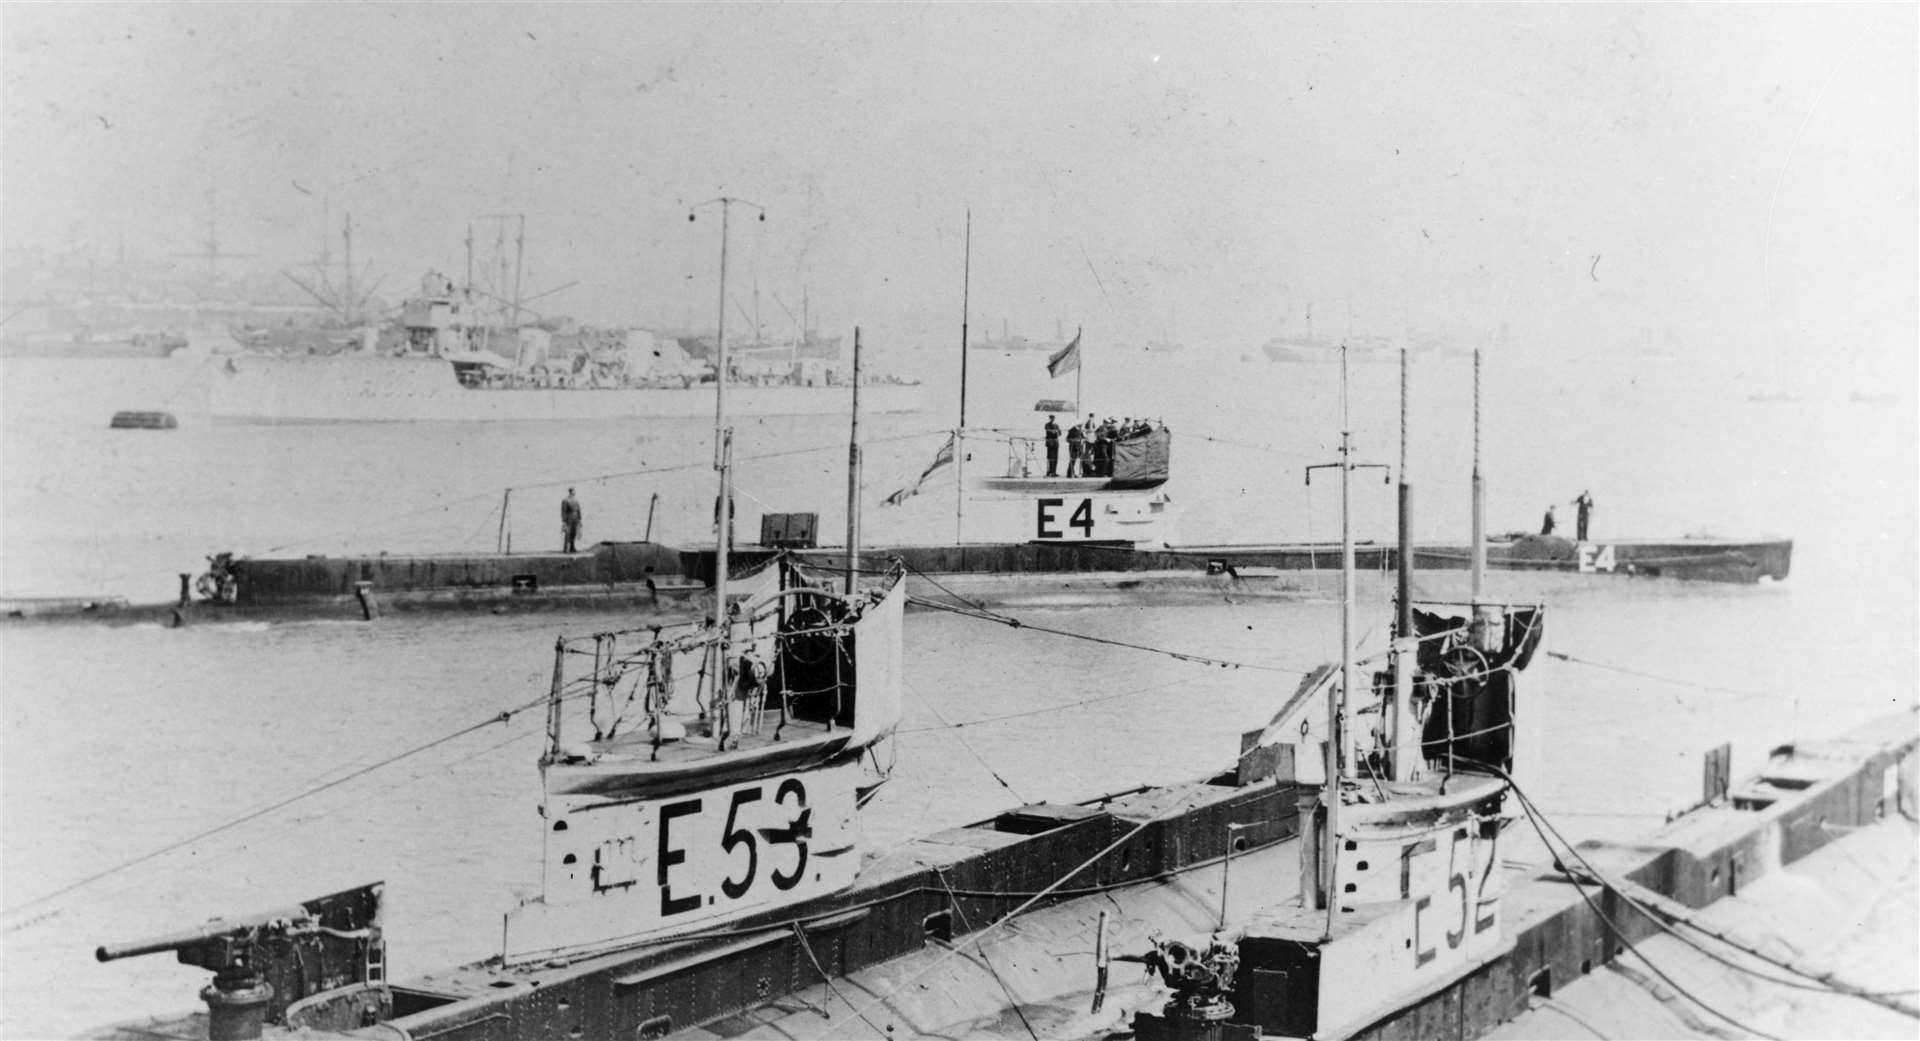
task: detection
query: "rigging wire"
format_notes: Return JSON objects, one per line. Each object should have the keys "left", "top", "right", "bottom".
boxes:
{"left": 894, "top": 559, "right": 997, "bottom": 614}
{"left": 809, "top": 710, "right": 1344, "bottom": 1032}
{"left": 1546, "top": 650, "right": 1800, "bottom": 704}
{"left": 1505, "top": 790, "right": 1783, "bottom": 1040}
{"left": 505, "top": 426, "right": 952, "bottom": 496}
{"left": 906, "top": 594, "right": 1304, "bottom": 675}
{"left": 905, "top": 678, "right": 1027, "bottom": 801}
{"left": 258, "top": 487, "right": 518, "bottom": 555}
{"left": 803, "top": 795, "right": 1199, "bottom": 1040}
{"left": 258, "top": 427, "right": 949, "bottom": 556}
{"left": 901, "top": 555, "right": 1477, "bottom": 680}
{"left": 928, "top": 864, "right": 1042, "bottom": 1041}
{"left": 896, "top": 679, "right": 1179, "bottom": 736}
{"left": 1503, "top": 771, "right": 1920, "bottom": 1017}
{"left": 268, "top": 726, "right": 544, "bottom": 840}
{"left": 0, "top": 691, "right": 554, "bottom": 925}
{"left": 1471, "top": 756, "right": 1916, "bottom": 1027}
{"left": 790, "top": 922, "right": 890, "bottom": 1035}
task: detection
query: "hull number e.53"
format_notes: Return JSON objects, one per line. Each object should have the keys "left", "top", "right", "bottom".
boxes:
{"left": 656, "top": 776, "right": 812, "bottom": 917}
{"left": 504, "top": 762, "right": 861, "bottom": 963}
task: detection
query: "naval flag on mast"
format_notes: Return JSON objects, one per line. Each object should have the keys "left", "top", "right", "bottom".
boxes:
{"left": 1047, "top": 328, "right": 1082, "bottom": 378}
{"left": 1255, "top": 663, "right": 1338, "bottom": 747}
{"left": 882, "top": 433, "right": 956, "bottom": 506}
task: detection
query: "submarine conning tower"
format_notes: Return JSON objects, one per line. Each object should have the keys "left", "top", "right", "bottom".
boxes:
{"left": 1130, "top": 598, "right": 1544, "bottom": 1041}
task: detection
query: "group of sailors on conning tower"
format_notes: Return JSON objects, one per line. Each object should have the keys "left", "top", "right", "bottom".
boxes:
{"left": 1541, "top": 490, "right": 1596, "bottom": 540}
{"left": 1043, "top": 413, "right": 1163, "bottom": 478}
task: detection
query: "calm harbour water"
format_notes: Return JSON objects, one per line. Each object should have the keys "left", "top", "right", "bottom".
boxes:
{"left": 1, "top": 343, "right": 1913, "bottom": 1037}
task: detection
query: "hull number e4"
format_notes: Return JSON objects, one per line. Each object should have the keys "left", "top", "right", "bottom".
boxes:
{"left": 1037, "top": 498, "right": 1096, "bottom": 539}
{"left": 1577, "top": 544, "right": 1617, "bottom": 573}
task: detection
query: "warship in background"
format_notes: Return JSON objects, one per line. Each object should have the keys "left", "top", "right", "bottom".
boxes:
{"left": 1, "top": 179, "right": 363, "bottom": 360}
{"left": 676, "top": 286, "right": 845, "bottom": 366}
{"left": 1, "top": 255, "right": 323, "bottom": 360}
{"left": 968, "top": 318, "right": 1074, "bottom": 354}
{"left": 205, "top": 232, "right": 924, "bottom": 425}
{"left": 1261, "top": 333, "right": 1398, "bottom": 364}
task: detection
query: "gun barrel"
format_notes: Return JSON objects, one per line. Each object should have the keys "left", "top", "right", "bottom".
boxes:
{"left": 95, "top": 905, "right": 310, "bottom": 963}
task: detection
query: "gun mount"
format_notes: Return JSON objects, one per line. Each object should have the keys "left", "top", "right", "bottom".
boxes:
{"left": 96, "top": 882, "right": 385, "bottom": 1040}
{"left": 1122, "top": 935, "right": 1241, "bottom": 1023}
{"left": 1093, "top": 911, "right": 1249, "bottom": 1041}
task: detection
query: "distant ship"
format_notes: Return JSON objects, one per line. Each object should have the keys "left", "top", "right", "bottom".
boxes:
{"left": 202, "top": 274, "right": 923, "bottom": 423}
{"left": 968, "top": 319, "right": 1071, "bottom": 353}
{"left": 1, "top": 326, "right": 190, "bottom": 359}
{"left": 677, "top": 328, "right": 843, "bottom": 365}
{"left": 225, "top": 320, "right": 366, "bottom": 356}
{"left": 676, "top": 286, "right": 845, "bottom": 365}
{"left": 1260, "top": 334, "right": 1403, "bottom": 364}
{"left": 3, "top": 295, "right": 297, "bottom": 359}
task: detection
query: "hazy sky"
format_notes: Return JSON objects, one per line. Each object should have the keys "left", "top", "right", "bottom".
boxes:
{"left": 2, "top": 3, "right": 1913, "bottom": 367}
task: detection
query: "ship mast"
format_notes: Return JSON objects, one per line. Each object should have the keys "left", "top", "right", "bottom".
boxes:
{"left": 342, "top": 213, "right": 355, "bottom": 328}
{"left": 956, "top": 210, "right": 971, "bottom": 544}
{"left": 1389, "top": 341, "right": 1421, "bottom": 780}
{"left": 1075, "top": 325, "right": 1084, "bottom": 415}
{"left": 1331, "top": 344, "right": 1354, "bottom": 940}
{"left": 846, "top": 327, "right": 863, "bottom": 594}
{"left": 512, "top": 215, "right": 526, "bottom": 330}
{"left": 1305, "top": 343, "right": 1389, "bottom": 939}
{"left": 1470, "top": 344, "right": 1490, "bottom": 650}
{"left": 177, "top": 174, "right": 255, "bottom": 299}
{"left": 692, "top": 197, "right": 764, "bottom": 666}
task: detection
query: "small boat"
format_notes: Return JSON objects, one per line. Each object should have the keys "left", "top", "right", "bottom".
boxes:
{"left": 108, "top": 410, "right": 179, "bottom": 430}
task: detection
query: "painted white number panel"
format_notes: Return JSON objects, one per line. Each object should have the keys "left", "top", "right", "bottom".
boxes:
{"left": 1030, "top": 494, "right": 1163, "bottom": 541}
{"left": 1035, "top": 497, "right": 1099, "bottom": 539}
{"left": 1576, "top": 543, "right": 1617, "bottom": 573}
{"left": 1316, "top": 824, "right": 1507, "bottom": 1033}
{"left": 503, "top": 762, "right": 861, "bottom": 964}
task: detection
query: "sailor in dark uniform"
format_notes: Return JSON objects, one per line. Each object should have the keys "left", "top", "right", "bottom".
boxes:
{"left": 1573, "top": 490, "right": 1594, "bottom": 541}
{"left": 1043, "top": 415, "right": 1061, "bottom": 477}
{"left": 562, "top": 489, "right": 583, "bottom": 552}
{"left": 1065, "top": 421, "right": 1086, "bottom": 477}
{"left": 1096, "top": 418, "right": 1117, "bottom": 477}
{"left": 1540, "top": 505, "right": 1557, "bottom": 536}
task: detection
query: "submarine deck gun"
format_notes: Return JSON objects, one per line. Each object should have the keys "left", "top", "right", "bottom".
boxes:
{"left": 96, "top": 882, "right": 385, "bottom": 1040}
